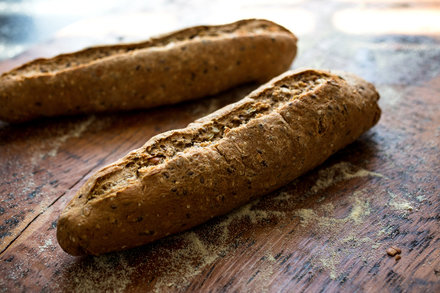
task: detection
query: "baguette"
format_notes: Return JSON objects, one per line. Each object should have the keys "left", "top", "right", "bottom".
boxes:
{"left": 57, "top": 69, "right": 381, "bottom": 256}
{"left": 0, "top": 19, "right": 297, "bottom": 123}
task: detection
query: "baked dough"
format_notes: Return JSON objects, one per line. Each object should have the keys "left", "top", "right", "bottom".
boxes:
{"left": 0, "top": 19, "right": 297, "bottom": 123}
{"left": 57, "top": 69, "right": 381, "bottom": 255}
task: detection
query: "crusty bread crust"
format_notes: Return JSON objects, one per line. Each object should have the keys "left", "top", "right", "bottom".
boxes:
{"left": 0, "top": 19, "right": 297, "bottom": 123}
{"left": 57, "top": 69, "right": 381, "bottom": 256}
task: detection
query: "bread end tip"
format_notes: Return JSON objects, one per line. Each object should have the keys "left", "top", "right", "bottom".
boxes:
{"left": 56, "top": 213, "right": 88, "bottom": 256}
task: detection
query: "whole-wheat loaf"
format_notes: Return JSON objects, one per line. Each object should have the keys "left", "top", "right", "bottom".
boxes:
{"left": 0, "top": 19, "right": 297, "bottom": 123}
{"left": 57, "top": 69, "right": 381, "bottom": 255}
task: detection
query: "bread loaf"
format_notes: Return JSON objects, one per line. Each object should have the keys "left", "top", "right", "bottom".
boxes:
{"left": 57, "top": 69, "right": 381, "bottom": 255}
{"left": 0, "top": 19, "right": 297, "bottom": 123}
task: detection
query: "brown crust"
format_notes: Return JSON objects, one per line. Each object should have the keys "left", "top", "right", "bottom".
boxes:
{"left": 56, "top": 69, "right": 381, "bottom": 256}
{"left": 0, "top": 19, "right": 297, "bottom": 123}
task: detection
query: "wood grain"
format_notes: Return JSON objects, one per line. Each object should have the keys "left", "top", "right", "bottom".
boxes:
{"left": 1, "top": 0, "right": 439, "bottom": 292}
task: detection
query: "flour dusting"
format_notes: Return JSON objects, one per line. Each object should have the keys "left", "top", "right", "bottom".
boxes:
{"left": 295, "top": 190, "right": 374, "bottom": 279}
{"left": 311, "top": 162, "right": 385, "bottom": 194}
{"left": 251, "top": 253, "right": 277, "bottom": 293}
{"left": 152, "top": 200, "right": 285, "bottom": 291}
{"left": 295, "top": 191, "right": 371, "bottom": 229}
{"left": 32, "top": 116, "right": 95, "bottom": 164}
{"left": 38, "top": 238, "right": 53, "bottom": 252}
{"left": 153, "top": 232, "right": 221, "bottom": 290}
{"left": 388, "top": 191, "right": 413, "bottom": 212}
{"left": 416, "top": 195, "right": 426, "bottom": 202}
{"left": 70, "top": 254, "right": 135, "bottom": 293}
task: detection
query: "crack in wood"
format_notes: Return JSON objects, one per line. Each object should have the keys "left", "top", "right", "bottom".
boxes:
{"left": 0, "top": 164, "right": 98, "bottom": 256}
{"left": 0, "top": 121, "right": 146, "bottom": 256}
{"left": 0, "top": 142, "right": 131, "bottom": 256}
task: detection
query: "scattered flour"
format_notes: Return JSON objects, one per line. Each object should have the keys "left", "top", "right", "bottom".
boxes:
{"left": 377, "top": 225, "right": 395, "bottom": 237}
{"left": 38, "top": 238, "right": 53, "bottom": 252}
{"left": 152, "top": 201, "right": 285, "bottom": 291}
{"left": 311, "top": 161, "right": 385, "bottom": 194}
{"left": 32, "top": 116, "right": 95, "bottom": 165}
{"left": 295, "top": 191, "right": 371, "bottom": 229}
{"left": 350, "top": 194, "right": 371, "bottom": 224}
{"left": 251, "top": 253, "right": 277, "bottom": 293}
{"left": 294, "top": 190, "right": 374, "bottom": 280}
{"left": 320, "top": 250, "right": 340, "bottom": 280}
{"left": 70, "top": 254, "right": 135, "bottom": 293}
{"left": 388, "top": 191, "right": 413, "bottom": 212}
{"left": 46, "top": 116, "right": 94, "bottom": 157}
{"left": 153, "top": 232, "right": 221, "bottom": 290}
{"left": 416, "top": 195, "right": 426, "bottom": 202}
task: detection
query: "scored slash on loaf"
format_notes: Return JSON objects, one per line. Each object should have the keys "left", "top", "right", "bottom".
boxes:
{"left": 57, "top": 69, "right": 381, "bottom": 255}
{"left": 0, "top": 19, "right": 297, "bottom": 123}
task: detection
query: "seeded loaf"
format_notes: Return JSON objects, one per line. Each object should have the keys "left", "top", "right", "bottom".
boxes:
{"left": 0, "top": 19, "right": 297, "bottom": 123}
{"left": 57, "top": 69, "right": 381, "bottom": 256}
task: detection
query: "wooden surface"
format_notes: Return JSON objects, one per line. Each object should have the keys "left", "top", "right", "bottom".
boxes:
{"left": 1, "top": 0, "right": 439, "bottom": 292}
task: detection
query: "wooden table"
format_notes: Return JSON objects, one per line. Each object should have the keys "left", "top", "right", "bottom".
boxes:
{"left": 1, "top": 1, "right": 439, "bottom": 292}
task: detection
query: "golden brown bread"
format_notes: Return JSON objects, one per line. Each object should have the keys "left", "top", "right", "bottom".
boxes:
{"left": 0, "top": 19, "right": 297, "bottom": 123}
{"left": 56, "top": 69, "right": 381, "bottom": 255}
